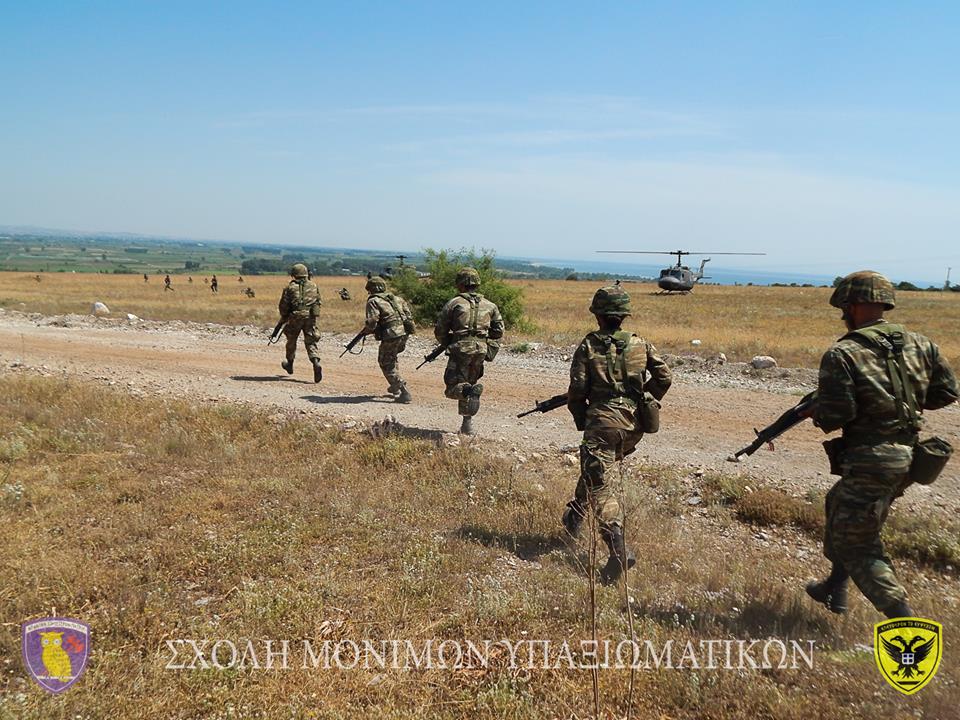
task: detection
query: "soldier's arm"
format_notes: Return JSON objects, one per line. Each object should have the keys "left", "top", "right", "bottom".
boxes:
{"left": 434, "top": 301, "right": 453, "bottom": 344}
{"left": 567, "top": 340, "right": 590, "bottom": 430}
{"left": 488, "top": 305, "right": 505, "bottom": 340}
{"left": 925, "top": 344, "right": 959, "bottom": 410}
{"left": 278, "top": 288, "right": 291, "bottom": 321}
{"left": 362, "top": 298, "right": 379, "bottom": 335}
{"left": 644, "top": 341, "right": 673, "bottom": 400}
{"left": 813, "top": 347, "right": 857, "bottom": 433}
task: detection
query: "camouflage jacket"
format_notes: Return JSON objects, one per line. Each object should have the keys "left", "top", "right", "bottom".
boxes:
{"left": 364, "top": 293, "right": 412, "bottom": 341}
{"left": 434, "top": 293, "right": 504, "bottom": 355}
{"left": 567, "top": 330, "right": 673, "bottom": 432}
{"left": 815, "top": 320, "right": 958, "bottom": 471}
{"left": 279, "top": 279, "right": 322, "bottom": 322}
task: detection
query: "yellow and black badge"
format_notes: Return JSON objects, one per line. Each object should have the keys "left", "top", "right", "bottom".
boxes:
{"left": 874, "top": 617, "right": 942, "bottom": 695}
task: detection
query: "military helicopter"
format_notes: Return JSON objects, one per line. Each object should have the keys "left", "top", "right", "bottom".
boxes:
{"left": 597, "top": 249, "right": 766, "bottom": 293}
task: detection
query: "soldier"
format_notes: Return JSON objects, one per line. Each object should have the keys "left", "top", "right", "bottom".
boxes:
{"left": 359, "top": 276, "right": 414, "bottom": 403}
{"left": 806, "top": 271, "right": 958, "bottom": 619}
{"left": 211, "top": 275, "right": 219, "bottom": 293}
{"left": 563, "top": 286, "right": 673, "bottom": 585}
{"left": 339, "top": 288, "right": 351, "bottom": 301}
{"left": 164, "top": 274, "right": 174, "bottom": 292}
{"left": 277, "top": 263, "right": 323, "bottom": 383}
{"left": 434, "top": 267, "right": 504, "bottom": 435}
{"left": 143, "top": 273, "right": 149, "bottom": 283}
{"left": 244, "top": 287, "right": 256, "bottom": 298}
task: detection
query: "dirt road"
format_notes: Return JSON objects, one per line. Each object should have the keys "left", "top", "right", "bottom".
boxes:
{"left": 2, "top": 309, "right": 958, "bottom": 512}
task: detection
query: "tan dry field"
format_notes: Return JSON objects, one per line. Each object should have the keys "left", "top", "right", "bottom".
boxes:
{"left": 2, "top": 271, "right": 959, "bottom": 368}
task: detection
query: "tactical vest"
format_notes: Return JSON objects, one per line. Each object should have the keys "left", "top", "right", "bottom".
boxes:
{"left": 585, "top": 330, "right": 644, "bottom": 407}
{"left": 371, "top": 293, "right": 411, "bottom": 339}
{"left": 288, "top": 280, "right": 320, "bottom": 318}
{"left": 847, "top": 323, "right": 922, "bottom": 437}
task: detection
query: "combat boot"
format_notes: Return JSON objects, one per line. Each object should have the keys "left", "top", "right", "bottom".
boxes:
{"left": 312, "top": 360, "right": 323, "bottom": 383}
{"left": 805, "top": 580, "right": 848, "bottom": 615}
{"left": 464, "top": 383, "right": 483, "bottom": 416}
{"left": 599, "top": 526, "right": 635, "bottom": 586}
{"left": 883, "top": 600, "right": 916, "bottom": 619}
{"left": 395, "top": 385, "right": 412, "bottom": 404}
{"left": 459, "top": 415, "right": 475, "bottom": 435}
{"left": 281, "top": 359, "right": 294, "bottom": 375}
{"left": 561, "top": 501, "right": 586, "bottom": 538}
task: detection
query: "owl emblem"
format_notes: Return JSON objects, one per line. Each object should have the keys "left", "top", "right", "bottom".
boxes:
{"left": 39, "top": 631, "right": 73, "bottom": 680}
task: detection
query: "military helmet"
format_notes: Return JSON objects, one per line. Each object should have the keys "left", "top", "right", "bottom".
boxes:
{"left": 829, "top": 270, "right": 895, "bottom": 310}
{"left": 290, "top": 263, "right": 309, "bottom": 279}
{"left": 365, "top": 276, "right": 387, "bottom": 293}
{"left": 589, "top": 285, "right": 632, "bottom": 316}
{"left": 456, "top": 267, "right": 481, "bottom": 289}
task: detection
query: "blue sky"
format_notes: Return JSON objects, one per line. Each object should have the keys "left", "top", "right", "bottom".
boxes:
{"left": 2, "top": 2, "right": 958, "bottom": 282}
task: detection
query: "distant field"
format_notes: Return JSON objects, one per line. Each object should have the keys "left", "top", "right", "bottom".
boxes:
{"left": 1, "top": 272, "right": 958, "bottom": 368}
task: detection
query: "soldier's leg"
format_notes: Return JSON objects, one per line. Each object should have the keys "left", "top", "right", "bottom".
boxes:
{"left": 827, "top": 473, "right": 909, "bottom": 614}
{"left": 378, "top": 338, "right": 404, "bottom": 392}
{"left": 443, "top": 352, "right": 469, "bottom": 400}
{"left": 302, "top": 321, "right": 322, "bottom": 382}
{"left": 580, "top": 429, "right": 633, "bottom": 584}
{"left": 281, "top": 322, "right": 300, "bottom": 373}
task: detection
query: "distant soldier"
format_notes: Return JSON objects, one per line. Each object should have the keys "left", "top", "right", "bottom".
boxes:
{"left": 238, "top": 275, "right": 244, "bottom": 283}
{"left": 434, "top": 267, "right": 504, "bottom": 435}
{"left": 244, "top": 287, "right": 256, "bottom": 298}
{"left": 143, "top": 273, "right": 149, "bottom": 283}
{"left": 563, "top": 286, "right": 672, "bottom": 584}
{"left": 204, "top": 277, "right": 209, "bottom": 285}
{"left": 806, "top": 271, "right": 958, "bottom": 618}
{"left": 33, "top": 274, "right": 41, "bottom": 283}
{"left": 188, "top": 276, "right": 193, "bottom": 284}
{"left": 359, "top": 276, "right": 415, "bottom": 403}
{"left": 164, "top": 274, "right": 174, "bottom": 292}
{"left": 339, "top": 288, "right": 351, "bottom": 301}
{"left": 278, "top": 263, "right": 323, "bottom": 383}
{"left": 210, "top": 275, "right": 219, "bottom": 293}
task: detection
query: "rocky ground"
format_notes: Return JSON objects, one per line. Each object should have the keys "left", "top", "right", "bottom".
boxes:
{"left": 2, "top": 307, "right": 958, "bottom": 515}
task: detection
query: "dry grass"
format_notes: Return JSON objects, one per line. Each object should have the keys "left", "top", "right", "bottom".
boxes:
{"left": 3, "top": 272, "right": 959, "bottom": 367}
{"left": 2, "top": 375, "right": 958, "bottom": 718}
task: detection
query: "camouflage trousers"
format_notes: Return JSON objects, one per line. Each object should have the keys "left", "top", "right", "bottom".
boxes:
{"left": 823, "top": 471, "right": 912, "bottom": 612}
{"left": 283, "top": 318, "right": 321, "bottom": 364}
{"left": 443, "top": 350, "right": 486, "bottom": 415}
{"left": 378, "top": 336, "right": 408, "bottom": 392}
{"left": 570, "top": 425, "right": 643, "bottom": 535}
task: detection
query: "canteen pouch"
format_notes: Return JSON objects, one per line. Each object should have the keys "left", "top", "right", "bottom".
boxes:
{"left": 909, "top": 436, "right": 953, "bottom": 485}
{"left": 822, "top": 437, "right": 846, "bottom": 476}
{"left": 638, "top": 392, "right": 661, "bottom": 434}
{"left": 485, "top": 340, "right": 500, "bottom": 362}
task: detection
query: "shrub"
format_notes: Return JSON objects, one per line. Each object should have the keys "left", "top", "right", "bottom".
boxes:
{"left": 388, "top": 248, "right": 526, "bottom": 329}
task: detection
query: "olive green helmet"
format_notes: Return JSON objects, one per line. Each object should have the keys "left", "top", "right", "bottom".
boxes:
{"left": 365, "top": 276, "right": 387, "bottom": 293}
{"left": 456, "top": 267, "right": 481, "bottom": 289}
{"left": 829, "top": 270, "right": 895, "bottom": 310}
{"left": 290, "top": 263, "right": 309, "bottom": 279}
{"left": 589, "top": 285, "right": 632, "bottom": 317}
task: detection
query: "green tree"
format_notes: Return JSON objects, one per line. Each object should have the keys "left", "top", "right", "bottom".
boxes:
{"left": 832, "top": 276, "right": 844, "bottom": 288}
{"left": 389, "top": 248, "right": 528, "bottom": 330}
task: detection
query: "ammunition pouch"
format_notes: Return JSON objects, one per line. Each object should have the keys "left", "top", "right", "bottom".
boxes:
{"left": 637, "top": 392, "right": 661, "bottom": 434}
{"left": 403, "top": 318, "right": 416, "bottom": 335}
{"left": 909, "top": 436, "right": 953, "bottom": 485}
{"left": 485, "top": 340, "right": 500, "bottom": 362}
{"left": 822, "top": 437, "right": 846, "bottom": 476}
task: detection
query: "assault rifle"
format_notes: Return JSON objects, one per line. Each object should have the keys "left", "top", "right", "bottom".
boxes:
{"left": 733, "top": 391, "right": 817, "bottom": 459}
{"left": 416, "top": 345, "right": 447, "bottom": 370}
{"left": 267, "top": 320, "right": 285, "bottom": 345}
{"left": 340, "top": 330, "right": 367, "bottom": 358}
{"left": 517, "top": 393, "right": 568, "bottom": 418}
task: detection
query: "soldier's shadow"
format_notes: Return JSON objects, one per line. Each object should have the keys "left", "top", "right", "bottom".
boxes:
{"left": 231, "top": 375, "right": 315, "bottom": 384}
{"left": 454, "top": 524, "right": 571, "bottom": 564}
{"left": 302, "top": 394, "right": 395, "bottom": 405}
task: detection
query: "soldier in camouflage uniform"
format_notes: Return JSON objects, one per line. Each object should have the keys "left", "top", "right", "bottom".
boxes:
{"left": 360, "top": 276, "right": 414, "bottom": 403}
{"left": 564, "top": 286, "right": 673, "bottom": 585}
{"left": 806, "top": 271, "right": 958, "bottom": 618}
{"left": 434, "top": 267, "right": 504, "bottom": 435}
{"left": 277, "top": 263, "right": 323, "bottom": 383}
